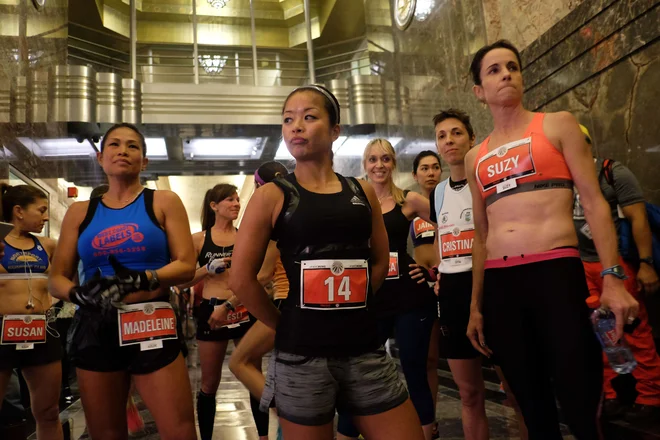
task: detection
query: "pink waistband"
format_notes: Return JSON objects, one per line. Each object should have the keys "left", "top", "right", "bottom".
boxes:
{"left": 484, "top": 247, "right": 580, "bottom": 269}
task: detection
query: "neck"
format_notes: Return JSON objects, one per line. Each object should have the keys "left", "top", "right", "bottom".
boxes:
{"left": 9, "top": 226, "right": 29, "bottom": 238}
{"left": 212, "top": 217, "right": 235, "bottom": 233}
{"left": 449, "top": 163, "right": 467, "bottom": 182}
{"left": 419, "top": 187, "right": 431, "bottom": 199}
{"left": 293, "top": 155, "right": 336, "bottom": 186}
{"left": 105, "top": 177, "right": 143, "bottom": 201}
{"left": 371, "top": 180, "right": 391, "bottom": 200}
{"left": 489, "top": 103, "right": 531, "bottom": 135}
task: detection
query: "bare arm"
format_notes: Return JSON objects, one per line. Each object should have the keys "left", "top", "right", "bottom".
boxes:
{"left": 621, "top": 203, "right": 659, "bottom": 293}
{"left": 357, "top": 179, "right": 389, "bottom": 292}
{"left": 155, "top": 191, "right": 196, "bottom": 286}
{"left": 404, "top": 191, "right": 432, "bottom": 223}
{"left": 229, "top": 184, "right": 282, "bottom": 329}
{"left": 465, "top": 147, "right": 492, "bottom": 357}
{"left": 548, "top": 111, "right": 638, "bottom": 336}
{"left": 48, "top": 202, "right": 87, "bottom": 301}
{"left": 178, "top": 233, "right": 208, "bottom": 289}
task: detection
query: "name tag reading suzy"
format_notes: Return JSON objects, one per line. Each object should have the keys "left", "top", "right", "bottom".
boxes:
{"left": 477, "top": 137, "right": 536, "bottom": 194}
{"left": 1, "top": 315, "right": 47, "bottom": 350}
{"left": 300, "top": 259, "right": 369, "bottom": 310}
{"left": 118, "top": 302, "right": 178, "bottom": 351}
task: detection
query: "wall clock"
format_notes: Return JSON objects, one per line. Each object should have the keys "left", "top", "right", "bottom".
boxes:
{"left": 393, "top": 0, "right": 416, "bottom": 30}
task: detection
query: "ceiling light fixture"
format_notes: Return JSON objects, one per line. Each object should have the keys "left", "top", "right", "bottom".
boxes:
{"left": 198, "top": 54, "right": 229, "bottom": 75}
{"left": 207, "top": 0, "right": 229, "bottom": 8}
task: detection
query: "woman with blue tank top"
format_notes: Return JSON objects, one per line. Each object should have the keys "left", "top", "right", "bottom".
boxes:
{"left": 0, "top": 184, "right": 62, "bottom": 440}
{"left": 337, "top": 139, "right": 437, "bottom": 440}
{"left": 230, "top": 85, "right": 424, "bottom": 440}
{"left": 49, "top": 123, "right": 197, "bottom": 440}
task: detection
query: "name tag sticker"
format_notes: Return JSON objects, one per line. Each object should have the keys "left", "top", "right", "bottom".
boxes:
{"left": 140, "top": 340, "right": 164, "bottom": 351}
{"left": 496, "top": 179, "right": 518, "bottom": 194}
{"left": 300, "top": 259, "right": 369, "bottom": 310}
{"left": 1, "top": 315, "right": 47, "bottom": 346}
{"left": 387, "top": 252, "right": 400, "bottom": 280}
{"left": 118, "top": 302, "right": 178, "bottom": 349}
{"left": 477, "top": 137, "right": 536, "bottom": 192}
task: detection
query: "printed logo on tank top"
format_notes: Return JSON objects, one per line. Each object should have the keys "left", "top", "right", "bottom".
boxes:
{"left": 5, "top": 251, "right": 47, "bottom": 272}
{"left": 412, "top": 217, "right": 435, "bottom": 239}
{"left": 92, "top": 223, "right": 146, "bottom": 257}
{"left": 477, "top": 137, "right": 536, "bottom": 193}
{"left": 204, "top": 250, "right": 232, "bottom": 262}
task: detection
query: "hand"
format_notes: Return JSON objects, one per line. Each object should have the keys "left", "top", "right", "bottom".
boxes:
{"left": 208, "top": 304, "right": 229, "bottom": 330}
{"left": 207, "top": 257, "right": 231, "bottom": 275}
{"left": 637, "top": 263, "right": 659, "bottom": 295}
{"left": 109, "top": 255, "right": 149, "bottom": 295}
{"left": 408, "top": 264, "right": 438, "bottom": 284}
{"left": 69, "top": 271, "right": 125, "bottom": 309}
{"left": 600, "top": 277, "right": 640, "bottom": 340}
{"left": 466, "top": 308, "right": 492, "bottom": 357}
{"left": 434, "top": 279, "right": 440, "bottom": 296}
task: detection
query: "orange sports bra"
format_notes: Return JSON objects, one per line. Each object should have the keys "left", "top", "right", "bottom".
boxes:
{"left": 272, "top": 257, "right": 289, "bottom": 301}
{"left": 474, "top": 113, "right": 573, "bottom": 206}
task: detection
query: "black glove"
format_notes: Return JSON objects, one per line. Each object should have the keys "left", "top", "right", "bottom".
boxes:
{"left": 69, "top": 270, "right": 124, "bottom": 309}
{"left": 109, "top": 254, "right": 149, "bottom": 295}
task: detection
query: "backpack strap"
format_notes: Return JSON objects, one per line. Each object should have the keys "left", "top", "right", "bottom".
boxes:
{"left": 598, "top": 159, "right": 615, "bottom": 187}
{"left": 433, "top": 179, "right": 449, "bottom": 222}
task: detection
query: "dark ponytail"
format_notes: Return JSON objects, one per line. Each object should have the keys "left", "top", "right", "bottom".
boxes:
{"left": 255, "top": 161, "right": 289, "bottom": 186}
{"left": 1, "top": 184, "right": 48, "bottom": 222}
{"left": 200, "top": 183, "right": 238, "bottom": 231}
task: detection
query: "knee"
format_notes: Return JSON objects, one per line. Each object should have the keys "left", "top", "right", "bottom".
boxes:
{"left": 228, "top": 354, "right": 246, "bottom": 376}
{"left": 32, "top": 401, "right": 60, "bottom": 424}
{"left": 201, "top": 375, "right": 221, "bottom": 394}
{"left": 458, "top": 384, "right": 485, "bottom": 409}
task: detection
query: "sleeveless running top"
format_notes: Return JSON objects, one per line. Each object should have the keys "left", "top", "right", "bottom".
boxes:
{"left": 409, "top": 216, "right": 435, "bottom": 247}
{"left": 475, "top": 113, "right": 573, "bottom": 207}
{"left": 373, "top": 198, "right": 435, "bottom": 317}
{"left": 272, "top": 257, "right": 289, "bottom": 300}
{"left": 197, "top": 229, "right": 234, "bottom": 268}
{"left": 272, "top": 173, "right": 378, "bottom": 357}
{"left": 431, "top": 178, "right": 474, "bottom": 274}
{"left": 78, "top": 189, "right": 170, "bottom": 281}
{"left": 1, "top": 235, "right": 49, "bottom": 273}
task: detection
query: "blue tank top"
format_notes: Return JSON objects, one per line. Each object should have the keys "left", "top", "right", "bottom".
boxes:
{"left": 77, "top": 189, "right": 170, "bottom": 281}
{"left": 1, "top": 235, "right": 49, "bottom": 273}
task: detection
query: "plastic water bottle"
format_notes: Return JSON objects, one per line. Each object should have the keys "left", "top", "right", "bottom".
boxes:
{"left": 587, "top": 296, "right": 637, "bottom": 374}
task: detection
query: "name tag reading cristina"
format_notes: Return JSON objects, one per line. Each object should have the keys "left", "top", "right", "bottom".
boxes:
{"left": 1, "top": 315, "right": 47, "bottom": 350}
{"left": 300, "top": 259, "right": 369, "bottom": 310}
{"left": 118, "top": 302, "right": 177, "bottom": 351}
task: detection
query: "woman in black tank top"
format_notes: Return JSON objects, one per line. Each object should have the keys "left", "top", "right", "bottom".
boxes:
{"left": 230, "top": 86, "right": 424, "bottom": 440}
{"left": 337, "top": 139, "right": 437, "bottom": 440}
{"left": 178, "top": 184, "right": 269, "bottom": 440}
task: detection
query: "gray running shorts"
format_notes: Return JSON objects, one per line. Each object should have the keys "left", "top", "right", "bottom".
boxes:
{"left": 260, "top": 347, "right": 409, "bottom": 426}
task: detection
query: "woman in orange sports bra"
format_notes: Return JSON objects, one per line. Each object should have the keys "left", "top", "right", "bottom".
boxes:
{"left": 464, "top": 40, "right": 638, "bottom": 440}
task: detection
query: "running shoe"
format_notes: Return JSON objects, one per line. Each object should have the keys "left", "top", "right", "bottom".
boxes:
{"left": 126, "top": 396, "right": 145, "bottom": 434}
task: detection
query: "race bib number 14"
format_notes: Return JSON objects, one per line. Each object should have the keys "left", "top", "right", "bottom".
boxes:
{"left": 300, "top": 259, "right": 369, "bottom": 310}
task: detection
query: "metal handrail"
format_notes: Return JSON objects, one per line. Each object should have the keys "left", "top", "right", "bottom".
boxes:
{"left": 68, "top": 35, "right": 129, "bottom": 56}
{"left": 315, "top": 48, "right": 368, "bottom": 64}
{"left": 315, "top": 35, "right": 367, "bottom": 50}
{"left": 68, "top": 54, "right": 130, "bottom": 72}
{"left": 316, "top": 56, "right": 370, "bottom": 71}
{"left": 366, "top": 39, "right": 390, "bottom": 53}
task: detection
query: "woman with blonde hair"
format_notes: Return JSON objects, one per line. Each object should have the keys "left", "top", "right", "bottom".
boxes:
{"left": 338, "top": 138, "right": 437, "bottom": 440}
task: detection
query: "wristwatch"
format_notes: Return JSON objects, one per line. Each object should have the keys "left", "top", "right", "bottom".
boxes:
{"left": 640, "top": 257, "right": 655, "bottom": 267}
{"left": 600, "top": 265, "right": 628, "bottom": 280}
{"left": 146, "top": 270, "right": 161, "bottom": 291}
{"left": 224, "top": 300, "right": 236, "bottom": 312}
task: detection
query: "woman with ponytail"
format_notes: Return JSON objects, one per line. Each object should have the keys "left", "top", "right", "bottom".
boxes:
{"left": 0, "top": 183, "right": 62, "bottom": 440}
{"left": 188, "top": 183, "right": 270, "bottom": 440}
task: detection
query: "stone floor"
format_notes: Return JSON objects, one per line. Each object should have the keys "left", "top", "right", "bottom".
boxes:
{"left": 21, "top": 340, "right": 660, "bottom": 440}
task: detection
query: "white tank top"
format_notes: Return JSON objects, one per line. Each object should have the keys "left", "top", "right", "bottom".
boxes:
{"left": 434, "top": 179, "right": 474, "bottom": 274}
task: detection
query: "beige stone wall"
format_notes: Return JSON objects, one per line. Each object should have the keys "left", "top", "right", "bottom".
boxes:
{"left": 482, "top": 0, "right": 581, "bottom": 48}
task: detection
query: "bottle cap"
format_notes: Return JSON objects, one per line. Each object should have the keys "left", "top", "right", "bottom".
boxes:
{"left": 586, "top": 295, "right": 601, "bottom": 309}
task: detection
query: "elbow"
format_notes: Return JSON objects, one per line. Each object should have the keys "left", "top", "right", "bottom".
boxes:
{"left": 181, "top": 264, "right": 196, "bottom": 285}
